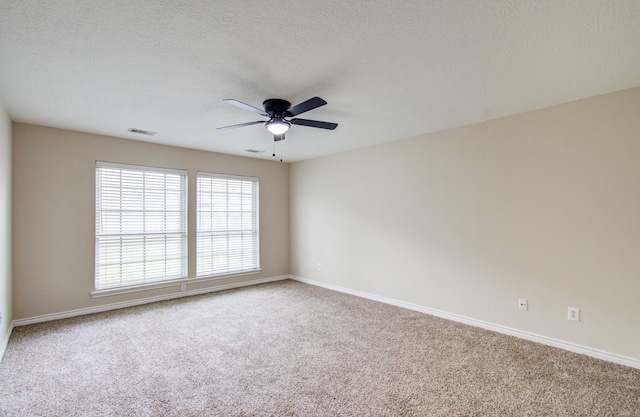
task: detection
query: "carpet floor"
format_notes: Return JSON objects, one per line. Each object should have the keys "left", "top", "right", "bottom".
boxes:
{"left": 0, "top": 280, "right": 639, "bottom": 416}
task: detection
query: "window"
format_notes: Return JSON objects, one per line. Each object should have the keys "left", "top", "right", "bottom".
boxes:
{"left": 95, "top": 162, "right": 187, "bottom": 289}
{"left": 197, "top": 173, "right": 259, "bottom": 277}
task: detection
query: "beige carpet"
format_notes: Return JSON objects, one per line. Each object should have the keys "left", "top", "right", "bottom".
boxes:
{"left": 1, "top": 280, "right": 638, "bottom": 416}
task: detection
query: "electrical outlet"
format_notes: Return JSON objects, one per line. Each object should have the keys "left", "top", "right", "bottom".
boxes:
{"left": 518, "top": 299, "right": 528, "bottom": 311}
{"left": 181, "top": 284, "right": 187, "bottom": 292}
{"left": 568, "top": 307, "right": 580, "bottom": 322}
{"left": 317, "top": 263, "right": 322, "bottom": 271}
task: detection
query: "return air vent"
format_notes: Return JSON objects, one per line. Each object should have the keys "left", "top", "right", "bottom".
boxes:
{"left": 128, "top": 128, "right": 157, "bottom": 136}
{"left": 245, "top": 149, "right": 264, "bottom": 154}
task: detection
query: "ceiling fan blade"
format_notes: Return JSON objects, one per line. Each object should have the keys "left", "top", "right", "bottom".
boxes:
{"left": 216, "top": 120, "right": 265, "bottom": 131}
{"left": 223, "top": 99, "right": 269, "bottom": 117}
{"left": 286, "top": 97, "right": 327, "bottom": 117}
{"left": 290, "top": 118, "right": 338, "bottom": 130}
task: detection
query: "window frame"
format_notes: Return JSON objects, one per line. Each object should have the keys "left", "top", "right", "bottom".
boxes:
{"left": 93, "top": 161, "right": 188, "bottom": 295}
{"left": 196, "top": 171, "right": 260, "bottom": 278}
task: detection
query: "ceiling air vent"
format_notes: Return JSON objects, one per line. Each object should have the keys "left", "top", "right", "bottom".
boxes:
{"left": 245, "top": 149, "right": 264, "bottom": 154}
{"left": 128, "top": 128, "right": 157, "bottom": 136}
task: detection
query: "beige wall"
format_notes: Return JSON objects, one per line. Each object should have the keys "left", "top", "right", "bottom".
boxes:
{"left": 290, "top": 87, "right": 640, "bottom": 361}
{"left": 12, "top": 124, "right": 289, "bottom": 319}
{"left": 0, "top": 101, "right": 11, "bottom": 350}
{"left": 8, "top": 88, "right": 640, "bottom": 362}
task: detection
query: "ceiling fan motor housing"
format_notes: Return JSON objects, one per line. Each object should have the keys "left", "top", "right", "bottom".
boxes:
{"left": 263, "top": 99, "right": 291, "bottom": 116}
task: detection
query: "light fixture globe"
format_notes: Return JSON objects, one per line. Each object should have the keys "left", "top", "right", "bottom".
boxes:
{"left": 266, "top": 118, "right": 290, "bottom": 135}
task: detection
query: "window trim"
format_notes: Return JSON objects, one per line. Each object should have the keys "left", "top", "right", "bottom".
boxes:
{"left": 89, "top": 268, "right": 262, "bottom": 298}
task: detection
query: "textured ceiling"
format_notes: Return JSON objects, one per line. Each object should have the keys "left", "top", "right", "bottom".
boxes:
{"left": 1, "top": 1, "right": 639, "bottom": 162}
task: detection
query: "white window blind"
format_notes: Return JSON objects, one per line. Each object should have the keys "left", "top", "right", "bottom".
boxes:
{"left": 196, "top": 173, "right": 259, "bottom": 276}
{"left": 95, "top": 162, "right": 187, "bottom": 289}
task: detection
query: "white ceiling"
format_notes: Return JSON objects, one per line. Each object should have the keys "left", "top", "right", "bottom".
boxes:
{"left": 1, "top": 1, "right": 639, "bottom": 162}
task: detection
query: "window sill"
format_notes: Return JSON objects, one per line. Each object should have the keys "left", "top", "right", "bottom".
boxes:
{"left": 90, "top": 268, "right": 263, "bottom": 299}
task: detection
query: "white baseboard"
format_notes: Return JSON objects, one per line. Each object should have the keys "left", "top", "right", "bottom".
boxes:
{"left": 12, "top": 275, "right": 289, "bottom": 327}
{"left": 289, "top": 275, "right": 640, "bottom": 370}
{"left": 0, "top": 322, "right": 14, "bottom": 363}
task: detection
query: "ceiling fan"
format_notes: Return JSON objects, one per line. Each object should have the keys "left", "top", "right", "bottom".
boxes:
{"left": 217, "top": 97, "right": 338, "bottom": 141}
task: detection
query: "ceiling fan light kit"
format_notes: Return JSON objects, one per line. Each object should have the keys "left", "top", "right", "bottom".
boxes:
{"left": 266, "top": 118, "right": 290, "bottom": 135}
{"left": 218, "top": 96, "right": 338, "bottom": 142}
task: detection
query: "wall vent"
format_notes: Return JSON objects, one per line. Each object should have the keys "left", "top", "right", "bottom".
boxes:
{"left": 128, "top": 128, "right": 157, "bottom": 136}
